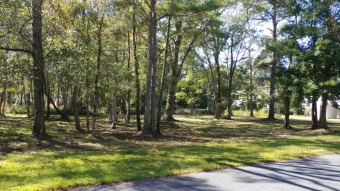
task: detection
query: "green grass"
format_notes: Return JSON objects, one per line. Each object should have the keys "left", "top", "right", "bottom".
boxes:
{"left": 0, "top": 114, "right": 340, "bottom": 190}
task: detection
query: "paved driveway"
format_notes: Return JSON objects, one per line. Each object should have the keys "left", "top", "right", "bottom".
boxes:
{"left": 71, "top": 154, "right": 340, "bottom": 191}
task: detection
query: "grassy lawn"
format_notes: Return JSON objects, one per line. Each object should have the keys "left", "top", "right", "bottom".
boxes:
{"left": 0, "top": 114, "right": 340, "bottom": 190}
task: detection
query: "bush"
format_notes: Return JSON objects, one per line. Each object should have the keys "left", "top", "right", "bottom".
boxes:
{"left": 8, "top": 105, "right": 26, "bottom": 114}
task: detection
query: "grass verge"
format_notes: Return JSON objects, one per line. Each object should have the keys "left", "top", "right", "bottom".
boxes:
{"left": 0, "top": 114, "right": 339, "bottom": 190}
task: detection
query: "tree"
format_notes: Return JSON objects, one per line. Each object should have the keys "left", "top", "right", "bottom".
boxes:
{"left": 163, "top": 1, "right": 222, "bottom": 121}
{"left": 132, "top": 2, "right": 142, "bottom": 131}
{"left": 142, "top": 0, "right": 157, "bottom": 135}
{"left": 282, "top": 0, "right": 339, "bottom": 129}
{"left": 0, "top": 0, "right": 48, "bottom": 138}
{"left": 257, "top": 0, "right": 287, "bottom": 119}
{"left": 200, "top": 15, "right": 227, "bottom": 119}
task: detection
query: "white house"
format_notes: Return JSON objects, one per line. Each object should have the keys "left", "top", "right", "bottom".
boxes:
{"left": 305, "top": 98, "right": 340, "bottom": 119}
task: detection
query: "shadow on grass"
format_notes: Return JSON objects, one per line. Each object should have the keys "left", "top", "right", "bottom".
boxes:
{"left": 1, "top": 114, "right": 340, "bottom": 155}
{"left": 1, "top": 138, "right": 340, "bottom": 191}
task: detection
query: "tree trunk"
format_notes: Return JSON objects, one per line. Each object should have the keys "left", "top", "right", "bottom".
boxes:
{"left": 132, "top": 3, "right": 141, "bottom": 131}
{"left": 156, "top": 16, "right": 171, "bottom": 134}
{"left": 142, "top": 0, "right": 157, "bottom": 135}
{"left": 318, "top": 94, "right": 328, "bottom": 129}
{"left": 126, "top": 32, "right": 131, "bottom": 124}
{"left": 268, "top": 2, "right": 278, "bottom": 120}
{"left": 226, "top": 40, "right": 235, "bottom": 120}
{"left": 57, "top": 81, "right": 60, "bottom": 107}
{"left": 7, "top": 92, "right": 12, "bottom": 106}
{"left": 61, "top": 84, "right": 70, "bottom": 120}
{"left": 20, "top": 76, "right": 25, "bottom": 106}
{"left": 0, "top": 84, "right": 6, "bottom": 115}
{"left": 32, "top": 0, "right": 48, "bottom": 139}
{"left": 283, "top": 94, "right": 291, "bottom": 128}
{"left": 45, "top": 91, "right": 67, "bottom": 119}
{"left": 45, "top": 82, "right": 51, "bottom": 119}
{"left": 111, "top": 81, "right": 118, "bottom": 129}
{"left": 164, "top": 79, "right": 177, "bottom": 121}
{"left": 107, "top": 97, "right": 113, "bottom": 122}
{"left": 120, "top": 98, "right": 126, "bottom": 115}
{"left": 163, "top": 21, "right": 182, "bottom": 121}
{"left": 311, "top": 95, "right": 319, "bottom": 129}
{"left": 214, "top": 51, "right": 222, "bottom": 119}
{"left": 92, "top": 14, "right": 104, "bottom": 135}
{"left": 207, "top": 92, "right": 211, "bottom": 114}
{"left": 249, "top": 51, "right": 254, "bottom": 117}
{"left": 86, "top": 94, "right": 90, "bottom": 133}
{"left": 72, "top": 85, "right": 82, "bottom": 131}
{"left": 190, "top": 90, "right": 194, "bottom": 115}
{"left": 126, "top": 94, "right": 130, "bottom": 124}
{"left": 45, "top": 64, "right": 50, "bottom": 119}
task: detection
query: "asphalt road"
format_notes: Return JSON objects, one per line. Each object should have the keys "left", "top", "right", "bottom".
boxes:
{"left": 71, "top": 154, "right": 340, "bottom": 191}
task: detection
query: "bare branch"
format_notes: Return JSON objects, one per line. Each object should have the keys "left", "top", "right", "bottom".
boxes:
{"left": 0, "top": 46, "right": 33, "bottom": 54}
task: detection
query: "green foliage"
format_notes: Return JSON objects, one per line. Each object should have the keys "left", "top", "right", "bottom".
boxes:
{"left": 7, "top": 105, "right": 26, "bottom": 114}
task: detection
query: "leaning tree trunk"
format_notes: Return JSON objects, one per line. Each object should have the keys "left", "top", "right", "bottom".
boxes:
{"left": 156, "top": 16, "right": 171, "bottom": 134}
{"left": 32, "top": 0, "right": 48, "bottom": 139}
{"left": 163, "top": 21, "right": 182, "bottom": 121}
{"left": 318, "top": 94, "right": 328, "bottom": 129}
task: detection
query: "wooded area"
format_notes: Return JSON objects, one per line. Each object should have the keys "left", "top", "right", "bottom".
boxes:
{"left": 0, "top": 1, "right": 339, "bottom": 190}
{"left": 0, "top": 0, "right": 339, "bottom": 139}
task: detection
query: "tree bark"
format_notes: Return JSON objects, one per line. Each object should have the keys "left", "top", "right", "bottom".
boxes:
{"left": 45, "top": 91, "right": 67, "bottom": 119}
{"left": 126, "top": 32, "right": 131, "bottom": 124}
{"left": 190, "top": 90, "right": 194, "bottom": 115}
{"left": 0, "top": 86, "right": 6, "bottom": 116}
{"left": 32, "top": 0, "right": 48, "bottom": 139}
{"left": 249, "top": 51, "right": 254, "bottom": 117}
{"left": 142, "top": 0, "right": 157, "bottom": 135}
{"left": 318, "top": 94, "right": 328, "bottom": 129}
{"left": 164, "top": 21, "right": 182, "bottom": 121}
{"left": 61, "top": 83, "right": 70, "bottom": 120}
{"left": 72, "top": 85, "right": 82, "bottom": 131}
{"left": 268, "top": 1, "right": 278, "bottom": 120}
{"left": 132, "top": 3, "right": 142, "bottom": 131}
{"left": 226, "top": 38, "right": 235, "bottom": 120}
{"left": 111, "top": 80, "right": 118, "bottom": 129}
{"left": 214, "top": 51, "right": 222, "bottom": 119}
{"left": 283, "top": 94, "right": 291, "bottom": 128}
{"left": 86, "top": 94, "right": 90, "bottom": 133}
{"left": 92, "top": 14, "right": 104, "bottom": 135}
{"left": 25, "top": 93, "right": 31, "bottom": 117}
{"left": 311, "top": 95, "right": 319, "bottom": 129}
{"left": 156, "top": 16, "right": 171, "bottom": 134}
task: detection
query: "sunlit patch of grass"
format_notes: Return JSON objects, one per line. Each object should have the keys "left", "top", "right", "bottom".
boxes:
{"left": 1, "top": 136, "right": 340, "bottom": 191}
{"left": 0, "top": 114, "right": 339, "bottom": 190}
